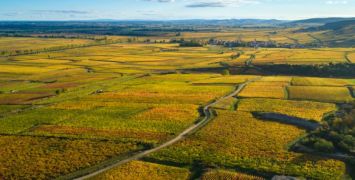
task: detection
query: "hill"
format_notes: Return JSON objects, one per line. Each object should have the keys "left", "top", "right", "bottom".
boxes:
{"left": 294, "top": 20, "right": 355, "bottom": 47}
{"left": 287, "top": 17, "right": 355, "bottom": 26}
{"left": 316, "top": 20, "right": 355, "bottom": 32}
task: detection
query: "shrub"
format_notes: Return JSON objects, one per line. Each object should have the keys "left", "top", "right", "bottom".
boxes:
{"left": 313, "top": 138, "right": 335, "bottom": 153}
{"left": 222, "top": 69, "right": 230, "bottom": 76}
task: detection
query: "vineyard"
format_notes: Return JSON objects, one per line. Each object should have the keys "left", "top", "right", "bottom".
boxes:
{"left": 291, "top": 77, "right": 355, "bottom": 86}
{"left": 0, "top": 37, "right": 94, "bottom": 55}
{"left": 90, "top": 161, "right": 190, "bottom": 180}
{"left": 252, "top": 48, "right": 349, "bottom": 64}
{"left": 287, "top": 86, "right": 353, "bottom": 103}
{"left": 238, "top": 81, "right": 287, "bottom": 99}
{"left": 201, "top": 169, "right": 265, "bottom": 180}
{"left": 0, "top": 136, "right": 143, "bottom": 179}
{"left": 0, "top": 30, "right": 354, "bottom": 180}
{"left": 148, "top": 110, "right": 346, "bottom": 179}
{"left": 237, "top": 98, "right": 336, "bottom": 122}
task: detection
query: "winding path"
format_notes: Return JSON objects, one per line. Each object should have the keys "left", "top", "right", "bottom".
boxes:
{"left": 74, "top": 78, "right": 257, "bottom": 180}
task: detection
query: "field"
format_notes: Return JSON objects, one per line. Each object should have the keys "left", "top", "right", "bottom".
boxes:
{"left": 0, "top": 136, "right": 143, "bottom": 179}
{"left": 179, "top": 29, "right": 322, "bottom": 45}
{"left": 148, "top": 110, "right": 346, "bottom": 180}
{"left": 237, "top": 98, "right": 336, "bottom": 122}
{"left": 0, "top": 33, "right": 353, "bottom": 180}
{"left": 0, "top": 44, "right": 238, "bottom": 179}
{"left": 0, "top": 37, "right": 94, "bottom": 54}
{"left": 0, "top": 74, "right": 233, "bottom": 141}
{"left": 238, "top": 81, "right": 287, "bottom": 99}
{"left": 211, "top": 97, "right": 238, "bottom": 110}
{"left": 252, "top": 48, "right": 349, "bottom": 64}
{"left": 348, "top": 52, "right": 355, "bottom": 63}
{"left": 193, "top": 75, "right": 258, "bottom": 85}
{"left": 90, "top": 161, "right": 190, "bottom": 180}
{"left": 287, "top": 86, "right": 353, "bottom": 103}
{"left": 224, "top": 48, "right": 354, "bottom": 65}
{"left": 201, "top": 169, "right": 265, "bottom": 180}
{"left": 291, "top": 77, "right": 355, "bottom": 86}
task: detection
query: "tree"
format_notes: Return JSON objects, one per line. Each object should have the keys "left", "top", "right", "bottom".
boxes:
{"left": 314, "top": 138, "right": 334, "bottom": 153}
{"left": 222, "top": 69, "right": 230, "bottom": 76}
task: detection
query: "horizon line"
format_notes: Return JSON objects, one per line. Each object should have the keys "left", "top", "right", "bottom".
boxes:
{"left": 0, "top": 16, "right": 354, "bottom": 22}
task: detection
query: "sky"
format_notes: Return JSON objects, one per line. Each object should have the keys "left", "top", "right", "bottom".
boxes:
{"left": 0, "top": 0, "right": 354, "bottom": 20}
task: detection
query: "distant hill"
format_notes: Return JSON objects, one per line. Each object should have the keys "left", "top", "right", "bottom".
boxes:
{"left": 166, "top": 19, "right": 287, "bottom": 26}
{"left": 293, "top": 17, "right": 355, "bottom": 24}
{"left": 285, "top": 17, "right": 355, "bottom": 27}
{"left": 318, "top": 20, "right": 355, "bottom": 32}
{"left": 86, "top": 19, "right": 288, "bottom": 27}
{"left": 295, "top": 20, "right": 355, "bottom": 47}
{"left": 298, "top": 20, "right": 355, "bottom": 33}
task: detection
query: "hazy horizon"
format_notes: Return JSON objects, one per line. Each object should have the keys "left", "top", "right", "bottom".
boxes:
{"left": 1, "top": 0, "right": 354, "bottom": 21}
{"left": 0, "top": 17, "right": 354, "bottom": 22}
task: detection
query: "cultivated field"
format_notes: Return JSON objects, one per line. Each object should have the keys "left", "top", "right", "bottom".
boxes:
{"left": 251, "top": 48, "right": 352, "bottom": 64}
{"left": 201, "top": 169, "right": 265, "bottom": 180}
{"left": 287, "top": 86, "right": 353, "bottom": 103}
{"left": 0, "top": 37, "right": 94, "bottom": 53}
{"left": 238, "top": 81, "right": 287, "bottom": 99}
{"left": 292, "top": 77, "right": 355, "bottom": 86}
{"left": 91, "top": 161, "right": 190, "bottom": 180}
{"left": 0, "top": 35, "right": 353, "bottom": 180}
{"left": 148, "top": 110, "right": 346, "bottom": 179}
{"left": 237, "top": 98, "right": 336, "bottom": 122}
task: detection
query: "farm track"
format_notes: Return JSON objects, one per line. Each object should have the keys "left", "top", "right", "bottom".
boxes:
{"left": 73, "top": 77, "right": 260, "bottom": 180}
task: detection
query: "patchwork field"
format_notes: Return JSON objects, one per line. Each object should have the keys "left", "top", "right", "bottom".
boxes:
{"left": 238, "top": 81, "right": 288, "bottom": 99}
{"left": 90, "top": 161, "right": 190, "bottom": 180}
{"left": 0, "top": 36, "right": 352, "bottom": 179}
{"left": 201, "top": 169, "right": 265, "bottom": 180}
{"left": 179, "top": 29, "right": 323, "bottom": 45}
{"left": 0, "top": 136, "right": 143, "bottom": 179}
{"left": 0, "top": 37, "right": 94, "bottom": 54}
{"left": 251, "top": 48, "right": 351, "bottom": 64}
{"left": 291, "top": 77, "right": 355, "bottom": 86}
{"left": 237, "top": 98, "right": 336, "bottom": 122}
{"left": 148, "top": 110, "right": 346, "bottom": 180}
{"left": 193, "top": 75, "right": 258, "bottom": 85}
{"left": 287, "top": 86, "right": 353, "bottom": 103}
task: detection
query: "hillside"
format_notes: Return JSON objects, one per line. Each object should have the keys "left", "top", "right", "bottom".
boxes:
{"left": 293, "top": 20, "right": 355, "bottom": 47}
{"left": 287, "top": 17, "right": 355, "bottom": 26}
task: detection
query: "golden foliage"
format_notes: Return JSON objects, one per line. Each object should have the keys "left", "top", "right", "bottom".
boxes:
{"left": 288, "top": 86, "right": 353, "bottom": 103}
{"left": 202, "top": 169, "right": 265, "bottom": 180}
{"left": 0, "top": 136, "right": 142, "bottom": 179}
{"left": 292, "top": 77, "right": 355, "bottom": 87}
{"left": 237, "top": 98, "right": 336, "bottom": 121}
{"left": 238, "top": 81, "right": 287, "bottom": 99}
{"left": 91, "top": 161, "right": 190, "bottom": 180}
{"left": 150, "top": 110, "right": 346, "bottom": 179}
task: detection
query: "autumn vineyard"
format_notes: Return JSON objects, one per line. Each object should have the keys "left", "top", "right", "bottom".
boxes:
{"left": 0, "top": 7, "right": 354, "bottom": 180}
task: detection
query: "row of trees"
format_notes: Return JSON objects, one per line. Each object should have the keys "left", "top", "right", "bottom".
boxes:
{"left": 255, "top": 63, "right": 355, "bottom": 77}
{"left": 169, "top": 38, "right": 204, "bottom": 47}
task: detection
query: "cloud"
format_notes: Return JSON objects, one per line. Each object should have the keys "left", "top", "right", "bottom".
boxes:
{"left": 32, "top": 10, "right": 90, "bottom": 14}
{"left": 143, "top": 0, "right": 175, "bottom": 2}
{"left": 325, "top": 0, "right": 348, "bottom": 4}
{"left": 143, "top": 0, "right": 260, "bottom": 8}
{"left": 186, "top": 2, "right": 225, "bottom": 7}
{"left": 188, "top": 0, "right": 259, "bottom": 8}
